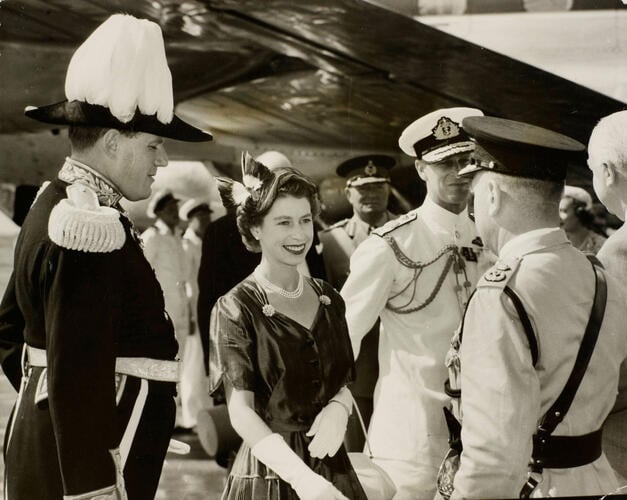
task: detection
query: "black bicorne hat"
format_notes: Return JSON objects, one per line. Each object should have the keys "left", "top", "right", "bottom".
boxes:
{"left": 25, "top": 101, "right": 211, "bottom": 142}
{"left": 24, "top": 14, "right": 212, "bottom": 143}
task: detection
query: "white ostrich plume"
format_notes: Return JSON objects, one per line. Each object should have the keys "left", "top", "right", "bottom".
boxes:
{"left": 64, "top": 14, "right": 174, "bottom": 124}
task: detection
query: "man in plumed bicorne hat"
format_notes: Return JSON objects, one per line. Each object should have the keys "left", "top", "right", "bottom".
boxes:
{"left": 443, "top": 116, "right": 626, "bottom": 498}
{"left": 0, "top": 14, "right": 211, "bottom": 500}
{"left": 340, "top": 108, "right": 487, "bottom": 499}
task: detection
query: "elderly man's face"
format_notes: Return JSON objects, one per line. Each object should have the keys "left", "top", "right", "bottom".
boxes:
{"left": 587, "top": 138, "right": 623, "bottom": 219}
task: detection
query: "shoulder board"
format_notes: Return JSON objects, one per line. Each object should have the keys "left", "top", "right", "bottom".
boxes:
{"left": 372, "top": 211, "right": 418, "bottom": 237}
{"left": 322, "top": 219, "right": 349, "bottom": 232}
{"left": 477, "top": 257, "right": 521, "bottom": 290}
{"left": 48, "top": 183, "right": 125, "bottom": 253}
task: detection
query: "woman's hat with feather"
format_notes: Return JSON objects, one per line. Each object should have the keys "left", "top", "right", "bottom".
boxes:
{"left": 217, "top": 152, "right": 276, "bottom": 210}
{"left": 24, "top": 14, "right": 211, "bottom": 142}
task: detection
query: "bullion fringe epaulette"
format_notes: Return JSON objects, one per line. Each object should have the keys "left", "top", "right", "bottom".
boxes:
{"left": 371, "top": 210, "right": 417, "bottom": 237}
{"left": 48, "top": 183, "right": 125, "bottom": 253}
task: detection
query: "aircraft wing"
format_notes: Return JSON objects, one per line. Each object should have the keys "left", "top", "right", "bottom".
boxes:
{"left": 0, "top": 0, "right": 625, "bottom": 185}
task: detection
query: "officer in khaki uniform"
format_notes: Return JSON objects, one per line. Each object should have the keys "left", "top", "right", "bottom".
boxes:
{"left": 341, "top": 108, "right": 486, "bottom": 499}
{"left": 444, "top": 116, "right": 627, "bottom": 499}
{"left": 319, "top": 154, "right": 397, "bottom": 451}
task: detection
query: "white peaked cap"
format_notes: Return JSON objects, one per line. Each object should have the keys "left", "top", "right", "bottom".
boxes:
{"left": 65, "top": 14, "right": 174, "bottom": 125}
{"left": 399, "top": 107, "right": 484, "bottom": 161}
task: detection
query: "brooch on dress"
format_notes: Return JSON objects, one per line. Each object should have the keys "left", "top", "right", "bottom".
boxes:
{"left": 319, "top": 295, "right": 331, "bottom": 305}
{"left": 262, "top": 304, "right": 275, "bottom": 317}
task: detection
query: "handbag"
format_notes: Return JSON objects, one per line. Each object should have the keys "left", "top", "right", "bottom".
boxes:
{"left": 347, "top": 393, "right": 397, "bottom": 500}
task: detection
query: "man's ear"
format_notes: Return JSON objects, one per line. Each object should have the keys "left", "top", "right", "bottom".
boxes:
{"left": 486, "top": 178, "right": 502, "bottom": 217}
{"left": 603, "top": 161, "right": 618, "bottom": 187}
{"left": 102, "top": 129, "right": 120, "bottom": 159}
{"left": 415, "top": 160, "right": 428, "bottom": 182}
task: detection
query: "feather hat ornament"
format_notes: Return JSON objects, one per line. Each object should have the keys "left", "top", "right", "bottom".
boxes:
{"left": 217, "top": 152, "right": 276, "bottom": 210}
{"left": 24, "top": 14, "right": 211, "bottom": 142}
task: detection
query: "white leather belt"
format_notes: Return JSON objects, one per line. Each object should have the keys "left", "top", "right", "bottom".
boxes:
{"left": 26, "top": 346, "right": 179, "bottom": 383}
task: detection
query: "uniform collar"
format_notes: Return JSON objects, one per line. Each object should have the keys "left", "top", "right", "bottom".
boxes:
{"left": 499, "top": 227, "right": 569, "bottom": 261}
{"left": 347, "top": 213, "right": 372, "bottom": 237}
{"left": 420, "top": 196, "right": 470, "bottom": 230}
{"left": 58, "top": 157, "right": 123, "bottom": 207}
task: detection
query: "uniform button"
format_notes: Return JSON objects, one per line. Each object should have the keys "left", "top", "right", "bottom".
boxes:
{"left": 454, "top": 230, "right": 461, "bottom": 239}
{"left": 308, "top": 359, "right": 320, "bottom": 367}
{"left": 304, "top": 338, "right": 315, "bottom": 347}
{"left": 312, "top": 380, "right": 321, "bottom": 388}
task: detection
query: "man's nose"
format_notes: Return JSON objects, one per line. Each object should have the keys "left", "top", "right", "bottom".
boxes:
{"left": 156, "top": 145, "right": 168, "bottom": 167}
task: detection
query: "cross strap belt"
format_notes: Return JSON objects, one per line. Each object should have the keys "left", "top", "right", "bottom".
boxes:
{"left": 26, "top": 345, "right": 179, "bottom": 383}
{"left": 531, "top": 428, "right": 602, "bottom": 469}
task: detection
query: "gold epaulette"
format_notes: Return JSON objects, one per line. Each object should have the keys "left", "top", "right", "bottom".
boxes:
{"left": 372, "top": 210, "right": 418, "bottom": 237}
{"left": 48, "top": 183, "right": 125, "bottom": 253}
{"left": 477, "top": 257, "right": 521, "bottom": 290}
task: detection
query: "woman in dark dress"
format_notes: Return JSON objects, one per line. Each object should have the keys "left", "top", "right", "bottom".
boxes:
{"left": 209, "top": 153, "right": 367, "bottom": 500}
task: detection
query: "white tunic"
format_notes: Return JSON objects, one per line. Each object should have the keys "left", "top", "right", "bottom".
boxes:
{"left": 142, "top": 219, "right": 190, "bottom": 345}
{"left": 452, "top": 228, "right": 627, "bottom": 499}
{"left": 341, "top": 197, "right": 483, "bottom": 497}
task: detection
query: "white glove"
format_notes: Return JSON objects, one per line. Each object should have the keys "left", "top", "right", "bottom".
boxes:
{"left": 306, "top": 386, "right": 352, "bottom": 459}
{"left": 252, "top": 433, "right": 347, "bottom": 499}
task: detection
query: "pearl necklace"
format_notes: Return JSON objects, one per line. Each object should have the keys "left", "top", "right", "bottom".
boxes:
{"left": 254, "top": 268, "right": 304, "bottom": 299}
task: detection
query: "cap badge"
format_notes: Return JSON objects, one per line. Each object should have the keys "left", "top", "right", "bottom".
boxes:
{"left": 364, "top": 161, "right": 377, "bottom": 176}
{"left": 432, "top": 116, "right": 461, "bottom": 141}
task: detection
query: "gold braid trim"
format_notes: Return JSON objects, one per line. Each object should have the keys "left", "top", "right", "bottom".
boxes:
{"left": 383, "top": 236, "right": 458, "bottom": 314}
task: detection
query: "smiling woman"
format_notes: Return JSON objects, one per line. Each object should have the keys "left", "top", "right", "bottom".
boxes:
{"left": 208, "top": 153, "right": 367, "bottom": 500}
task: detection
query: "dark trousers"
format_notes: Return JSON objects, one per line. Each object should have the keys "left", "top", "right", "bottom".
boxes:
{"left": 4, "top": 368, "right": 175, "bottom": 500}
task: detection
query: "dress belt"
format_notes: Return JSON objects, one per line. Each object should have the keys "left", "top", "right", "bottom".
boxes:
{"left": 26, "top": 345, "right": 179, "bottom": 383}
{"left": 532, "top": 428, "right": 603, "bottom": 469}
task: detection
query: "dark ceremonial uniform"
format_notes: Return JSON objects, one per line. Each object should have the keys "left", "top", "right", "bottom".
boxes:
{"left": 0, "top": 160, "right": 179, "bottom": 500}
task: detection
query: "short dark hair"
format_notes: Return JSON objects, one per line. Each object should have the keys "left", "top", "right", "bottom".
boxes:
{"left": 68, "top": 126, "right": 137, "bottom": 151}
{"left": 236, "top": 167, "right": 320, "bottom": 252}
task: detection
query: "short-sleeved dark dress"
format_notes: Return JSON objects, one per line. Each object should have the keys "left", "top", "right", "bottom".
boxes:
{"left": 209, "top": 275, "right": 367, "bottom": 499}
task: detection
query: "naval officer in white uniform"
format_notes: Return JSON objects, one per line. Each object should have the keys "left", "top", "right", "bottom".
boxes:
{"left": 341, "top": 107, "right": 487, "bottom": 499}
